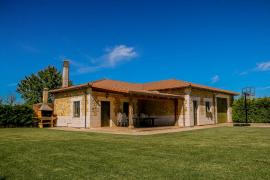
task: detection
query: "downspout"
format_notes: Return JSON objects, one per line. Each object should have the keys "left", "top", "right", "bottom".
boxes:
{"left": 84, "top": 90, "right": 87, "bottom": 128}
{"left": 87, "top": 83, "right": 94, "bottom": 129}
{"left": 213, "top": 93, "right": 217, "bottom": 124}
{"left": 84, "top": 83, "right": 93, "bottom": 128}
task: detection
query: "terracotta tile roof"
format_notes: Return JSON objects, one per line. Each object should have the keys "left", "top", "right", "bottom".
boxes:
{"left": 143, "top": 79, "right": 238, "bottom": 95}
{"left": 49, "top": 78, "right": 238, "bottom": 95}
{"left": 143, "top": 79, "right": 188, "bottom": 90}
{"left": 91, "top": 79, "right": 143, "bottom": 93}
{"left": 49, "top": 83, "right": 89, "bottom": 93}
{"left": 185, "top": 82, "right": 238, "bottom": 95}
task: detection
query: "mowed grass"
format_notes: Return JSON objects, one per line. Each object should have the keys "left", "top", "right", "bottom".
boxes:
{"left": 0, "top": 127, "right": 270, "bottom": 180}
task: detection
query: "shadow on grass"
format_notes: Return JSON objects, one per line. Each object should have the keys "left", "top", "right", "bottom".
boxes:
{"left": 0, "top": 176, "right": 7, "bottom": 180}
{"left": 233, "top": 123, "right": 251, "bottom": 127}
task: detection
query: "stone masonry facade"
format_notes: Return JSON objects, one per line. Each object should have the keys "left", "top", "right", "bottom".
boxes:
{"left": 53, "top": 86, "right": 233, "bottom": 128}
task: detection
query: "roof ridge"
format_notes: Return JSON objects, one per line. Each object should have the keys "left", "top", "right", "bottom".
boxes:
{"left": 100, "top": 78, "right": 144, "bottom": 85}
{"left": 88, "top": 78, "right": 107, "bottom": 85}
{"left": 142, "top": 78, "right": 177, "bottom": 84}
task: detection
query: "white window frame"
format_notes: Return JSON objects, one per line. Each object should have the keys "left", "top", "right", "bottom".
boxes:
{"left": 71, "top": 96, "right": 83, "bottom": 119}
{"left": 73, "top": 101, "right": 80, "bottom": 118}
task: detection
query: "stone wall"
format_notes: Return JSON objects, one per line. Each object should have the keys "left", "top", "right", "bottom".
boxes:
{"left": 90, "top": 91, "right": 132, "bottom": 127}
{"left": 190, "top": 88, "right": 233, "bottom": 125}
{"left": 53, "top": 86, "right": 233, "bottom": 128}
{"left": 190, "top": 88, "right": 216, "bottom": 125}
{"left": 161, "top": 87, "right": 233, "bottom": 126}
{"left": 54, "top": 88, "right": 91, "bottom": 128}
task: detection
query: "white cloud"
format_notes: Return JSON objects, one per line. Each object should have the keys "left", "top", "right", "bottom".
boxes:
{"left": 238, "top": 60, "right": 270, "bottom": 76}
{"left": 105, "top": 45, "right": 137, "bottom": 67}
{"left": 256, "top": 61, "right": 270, "bottom": 71}
{"left": 258, "top": 86, "right": 270, "bottom": 90}
{"left": 211, "top": 75, "right": 220, "bottom": 83}
{"left": 70, "top": 45, "right": 138, "bottom": 74}
{"left": 239, "top": 71, "right": 249, "bottom": 76}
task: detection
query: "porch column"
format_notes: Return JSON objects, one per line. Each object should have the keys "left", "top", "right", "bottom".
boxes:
{"left": 213, "top": 93, "right": 217, "bottom": 124}
{"left": 128, "top": 98, "right": 134, "bottom": 128}
{"left": 174, "top": 99, "right": 179, "bottom": 126}
{"left": 227, "top": 96, "right": 233, "bottom": 123}
{"left": 184, "top": 88, "right": 192, "bottom": 127}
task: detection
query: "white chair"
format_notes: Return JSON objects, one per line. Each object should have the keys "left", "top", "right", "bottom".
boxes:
{"left": 122, "top": 113, "right": 128, "bottom": 127}
{"left": 117, "top": 112, "right": 123, "bottom": 126}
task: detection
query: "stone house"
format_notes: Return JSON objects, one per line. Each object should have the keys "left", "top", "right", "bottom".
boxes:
{"left": 49, "top": 61, "right": 238, "bottom": 128}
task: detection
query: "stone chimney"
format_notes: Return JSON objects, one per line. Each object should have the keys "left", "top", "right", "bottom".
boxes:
{"left": 42, "top": 88, "right": 49, "bottom": 104}
{"left": 39, "top": 87, "right": 52, "bottom": 111}
{"left": 62, "top": 60, "right": 69, "bottom": 88}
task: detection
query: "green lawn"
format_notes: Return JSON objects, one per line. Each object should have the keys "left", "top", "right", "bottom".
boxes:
{"left": 0, "top": 127, "right": 270, "bottom": 180}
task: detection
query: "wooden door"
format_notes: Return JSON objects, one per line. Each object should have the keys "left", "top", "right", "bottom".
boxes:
{"left": 101, "top": 101, "right": 110, "bottom": 127}
{"left": 217, "top": 98, "right": 228, "bottom": 123}
{"left": 193, "top": 101, "right": 198, "bottom": 126}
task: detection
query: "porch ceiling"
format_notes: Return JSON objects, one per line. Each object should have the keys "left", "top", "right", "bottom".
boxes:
{"left": 129, "top": 90, "right": 184, "bottom": 99}
{"left": 91, "top": 87, "right": 184, "bottom": 100}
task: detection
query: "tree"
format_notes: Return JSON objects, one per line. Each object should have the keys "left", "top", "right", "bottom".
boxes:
{"left": 17, "top": 66, "right": 64, "bottom": 105}
{"left": 0, "top": 96, "right": 3, "bottom": 105}
{"left": 6, "top": 94, "right": 16, "bottom": 105}
{"left": 232, "top": 97, "right": 270, "bottom": 123}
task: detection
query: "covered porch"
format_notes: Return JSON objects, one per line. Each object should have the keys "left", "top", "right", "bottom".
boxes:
{"left": 106, "top": 90, "right": 185, "bottom": 128}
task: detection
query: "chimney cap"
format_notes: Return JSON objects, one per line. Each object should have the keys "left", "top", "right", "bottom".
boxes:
{"left": 63, "top": 60, "right": 69, "bottom": 67}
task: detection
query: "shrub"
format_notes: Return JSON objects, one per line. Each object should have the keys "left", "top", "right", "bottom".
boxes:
{"left": 0, "top": 105, "right": 34, "bottom": 127}
{"left": 233, "top": 97, "right": 270, "bottom": 123}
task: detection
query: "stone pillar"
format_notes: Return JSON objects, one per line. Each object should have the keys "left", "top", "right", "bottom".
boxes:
{"left": 227, "top": 96, "right": 233, "bottom": 123}
{"left": 86, "top": 88, "right": 92, "bottom": 128}
{"left": 42, "top": 88, "right": 49, "bottom": 104}
{"left": 180, "top": 99, "right": 184, "bottom": 127}
{"left": 62, "top": 60, "right": 69, "bottom": 88}
{"left": 184, "top": 88, "right": 192, "bottom": 127}
{"left": 174, "top": 99, "right": 179, "bottom": 126}
{"left": 128, "top": 98, "right": 134, "bottom": 128}
{"left": 176, "top": 99, "right": 185, "bottom": 127}
{"left": 213, "top": 94, "right": 217, "bottom": 124}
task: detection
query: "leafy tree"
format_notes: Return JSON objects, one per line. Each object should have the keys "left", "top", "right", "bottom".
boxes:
{"left": 233, "top": 97, "right": 270, "bottom": 123}
{"left": 0, "top": 96, "right": 3, "bottom": 105}
{"left": 6, "top": 93, "right": 17, "bottom": 105}
{"left": 17, "top": 66, "right": 65, "bottom": 105}
{"left": 0, "top": 104, "right": 34, "bottom": 127}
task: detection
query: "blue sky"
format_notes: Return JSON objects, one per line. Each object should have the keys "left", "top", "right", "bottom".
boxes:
{"left": 0, "top": 0, "right": 270, "bottom": 98}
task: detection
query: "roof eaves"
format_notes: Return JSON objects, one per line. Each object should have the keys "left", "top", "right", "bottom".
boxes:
{"left": 188, "top": 85, "right": 239, "bottom": 95}
{"left": 49, "top": 83, "right": 90, "bottom": 93}
{"left": 128, "top": 90, "right": 184, "bottom": 99}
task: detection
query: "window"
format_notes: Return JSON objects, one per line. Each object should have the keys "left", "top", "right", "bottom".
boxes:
{"left": 205, "top": 101, "right": 211, "bottom": 113}
{"left": 73, "top": 101, "right": 80, "bottom": 117}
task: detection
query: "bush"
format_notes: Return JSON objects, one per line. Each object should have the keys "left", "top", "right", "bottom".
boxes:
{"left": 233, "top": 97, "right": 270, "bottom": 123}
{"left": 0, "top": 105, "right": 34, "bottom": 127}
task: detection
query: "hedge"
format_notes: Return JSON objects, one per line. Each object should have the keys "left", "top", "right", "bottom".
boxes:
{"left": 0, "top": 105, "right": 34, "bottom": 127}
{"left": 232, "top": 97, "right": 270, "bottom": 123}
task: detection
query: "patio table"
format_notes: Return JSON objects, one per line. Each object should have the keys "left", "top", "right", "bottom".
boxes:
{"left": 133, "top": 117, "right": 156, "bottom": 127}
